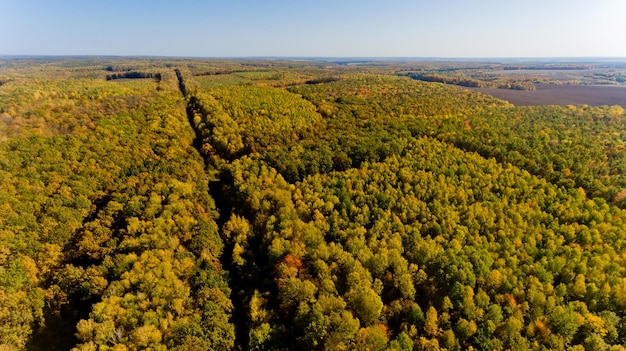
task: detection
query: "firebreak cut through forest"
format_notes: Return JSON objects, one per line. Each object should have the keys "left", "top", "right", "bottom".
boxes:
{"left": 2, "top": 58, "right": 626, "bottom": 351}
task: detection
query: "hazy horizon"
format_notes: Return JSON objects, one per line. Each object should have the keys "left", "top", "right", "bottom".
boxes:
{"left": 3, "top": 55, "right": 626, "bottom": 62}
{"left": 2, "top": 0, "right": 625, "bottom": 58}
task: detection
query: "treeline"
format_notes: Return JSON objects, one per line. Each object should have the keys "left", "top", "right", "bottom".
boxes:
{"left": 502, "top": 64, "right": 593, "bottom": 70}
{"left": 106, "top": 71, "right": 162, "bottom": 81}
{"left": 105, "top": 65, "right": 134, "bottom": 72}
{"left": 305, "top": 77, "right": 340, "bottom": 85}
{"left": 407, "top": 73, "right": 536, "bottom": 91}
{"left": 593, "top": 72, "right": 626, "bottom": 83}
{"left": 408, "top": 73, "right": 484, "bottom": 87}
{"left": 194, "top": 69, "right": 248, "bottom": 76}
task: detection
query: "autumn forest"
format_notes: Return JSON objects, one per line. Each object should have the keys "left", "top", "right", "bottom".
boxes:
{"left": 2, "top": 57, "right": 626, "bottom": 351}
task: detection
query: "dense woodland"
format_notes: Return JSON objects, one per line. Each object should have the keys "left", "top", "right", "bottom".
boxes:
{"left": 1, "top": 58, "right": 626, "bottom": 350}
{"left": 399, "top": 62, "right": 626, "bottom": 89}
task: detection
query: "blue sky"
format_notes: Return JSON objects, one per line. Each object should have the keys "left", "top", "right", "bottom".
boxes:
{"left": 1, "top": 0, "right": 625, "bottom": 57}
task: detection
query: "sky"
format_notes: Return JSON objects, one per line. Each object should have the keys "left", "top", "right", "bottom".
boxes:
{"left": 1, "top": 0, "right": 625, "bottom": 58}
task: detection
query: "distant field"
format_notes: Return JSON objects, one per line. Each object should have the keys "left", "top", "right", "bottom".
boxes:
{"left": 467, "top": 83, "right": 626, "bottom": 107}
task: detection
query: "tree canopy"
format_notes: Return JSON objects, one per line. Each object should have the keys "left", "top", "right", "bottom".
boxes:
{"left": 1, "top": 58, "right": 626, "bottom": 350}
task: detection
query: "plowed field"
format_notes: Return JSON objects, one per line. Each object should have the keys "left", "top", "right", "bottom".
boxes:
{"left": 468, "top": 83, "right": 626, "bottom": 107}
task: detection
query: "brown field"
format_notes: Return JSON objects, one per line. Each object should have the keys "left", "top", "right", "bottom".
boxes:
{"left": 466, "top": 83, "right": 626, "bottom": 107}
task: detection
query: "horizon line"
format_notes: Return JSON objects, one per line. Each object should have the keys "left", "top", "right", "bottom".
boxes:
{"left": 2, "top": 54, "right": 626, "bottom": 61}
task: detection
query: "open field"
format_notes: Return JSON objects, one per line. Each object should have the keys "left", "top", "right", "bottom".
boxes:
{"left": 401, "top": 60, "right": 626, "bottom": 107}
{"left": 466, "top": 83, "right": 626, "bottom": 107}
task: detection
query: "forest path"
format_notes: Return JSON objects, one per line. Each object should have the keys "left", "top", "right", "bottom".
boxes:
{"left": 174, "top": 69, "right": 249, "bottom": 350}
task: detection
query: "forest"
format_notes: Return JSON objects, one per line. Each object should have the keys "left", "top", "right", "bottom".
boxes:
{"left": 1, "top": 57, "right": 626, "bottom": 350}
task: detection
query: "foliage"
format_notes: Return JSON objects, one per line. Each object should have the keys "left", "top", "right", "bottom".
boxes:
{"left": 2, "top": 58, "right": 626, "bottom": 350}
{"left": 0, "top": 60, "right": 233, "bottom": 350}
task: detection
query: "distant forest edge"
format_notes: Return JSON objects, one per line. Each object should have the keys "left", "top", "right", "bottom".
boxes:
{"left": 399, "top": 60, "right": 626, "bottom": 107}
{"left": 105, "top": 71, "right": 162, "bottom": 81}
{"left": 1, "top": 57, "right": 626, "bottom": 351}
{"left": 405, "top": 73, "right": 536, "bottom": 91}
